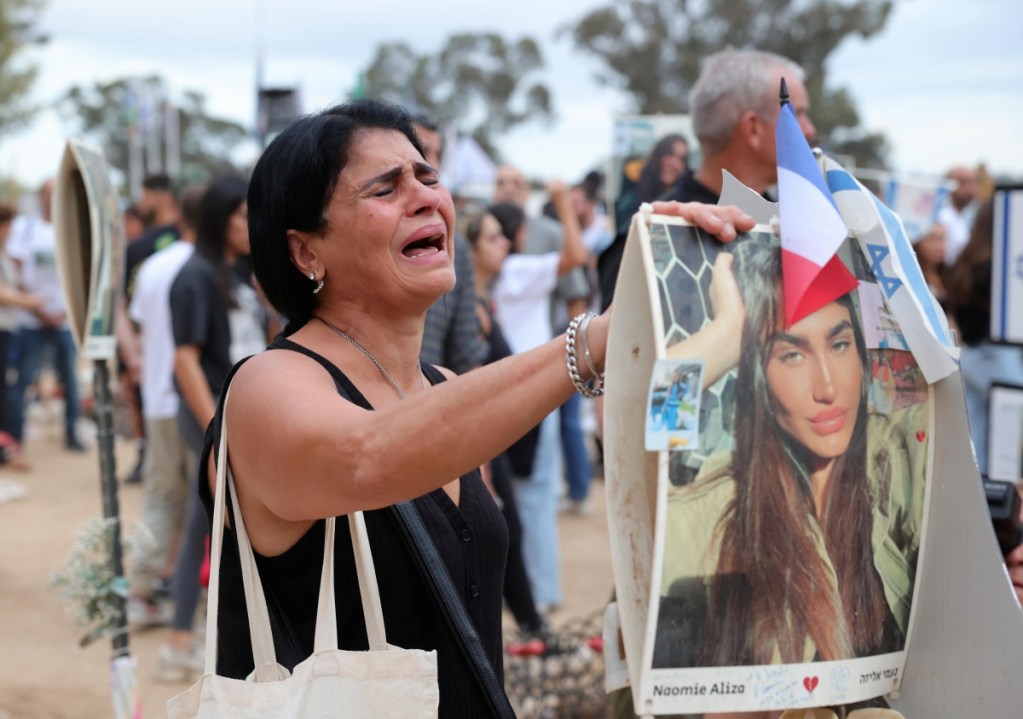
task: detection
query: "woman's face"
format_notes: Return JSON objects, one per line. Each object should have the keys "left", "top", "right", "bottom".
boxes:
{"left": 314, "top": 128, "right": 456, "bottom": 307}
{"left": 765, "top": 301, "right": 863, "bottom": 461}
{"left": 658, "top": 140, "right": 688, "bottom": 187}
{"left": 914, "top": 224, "right": 945, "bottom": 267}
{"left": 225, "top": 201, "right": 250, "bottom": 260}
{"left": 471, "top": 214, "right": 511, "bottom": 279}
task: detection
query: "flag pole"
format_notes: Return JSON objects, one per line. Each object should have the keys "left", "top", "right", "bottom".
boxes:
{"left": 779, "top": 77, "right": 790, "bottom": 107}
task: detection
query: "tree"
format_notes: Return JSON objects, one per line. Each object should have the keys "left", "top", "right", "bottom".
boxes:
{"left": 58, "top": 75, "right": 251, "bottom": 192}
{"left": 0, "top": 0, "right": 48, "bottom": 140}
{"left": 359, "top": 32, "right": 553, "bottom": 161}
{"left": 563, "top": 0, "right": 894, "bottom": 168}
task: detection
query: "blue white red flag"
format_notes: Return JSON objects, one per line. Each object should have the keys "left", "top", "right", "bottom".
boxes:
{"left": 775, "top": 102, "right": 858, "bottom": 327}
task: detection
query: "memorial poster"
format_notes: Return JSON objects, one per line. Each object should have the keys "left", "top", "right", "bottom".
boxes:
{"left": 637, "top": 217, "right": 932, "bottom": 714}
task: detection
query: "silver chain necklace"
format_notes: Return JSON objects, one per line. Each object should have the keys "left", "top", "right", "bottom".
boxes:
{"left": 315, "top": 316, "right": 425, "bottom": 399}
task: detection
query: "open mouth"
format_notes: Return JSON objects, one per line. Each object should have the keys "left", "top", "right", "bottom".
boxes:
{"left": 402, "top": 232, "right": 445, "bottom": 259}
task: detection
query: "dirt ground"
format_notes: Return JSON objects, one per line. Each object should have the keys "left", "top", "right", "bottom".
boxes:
{"left": 0, "top": 407, "right": 615, "bottom": 719}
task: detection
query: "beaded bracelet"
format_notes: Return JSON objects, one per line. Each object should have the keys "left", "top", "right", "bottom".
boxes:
{"left": 566, "top": 312, "right": 605, "bottom": 398}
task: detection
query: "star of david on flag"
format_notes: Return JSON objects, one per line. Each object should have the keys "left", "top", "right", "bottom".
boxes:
{"left": 775, "top": 99, "right": 858, "bottom": 327}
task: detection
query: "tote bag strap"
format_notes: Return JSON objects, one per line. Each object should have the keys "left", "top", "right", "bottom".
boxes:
{"left": 206, "top": 377, "right": 391, "bottom": 681}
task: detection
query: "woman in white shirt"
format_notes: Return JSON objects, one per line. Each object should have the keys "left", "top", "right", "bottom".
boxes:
{"left": 487, "top": 181, "right": 589, "bottom": 611}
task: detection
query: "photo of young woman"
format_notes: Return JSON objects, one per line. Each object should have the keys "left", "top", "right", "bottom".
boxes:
{"left": 653, "top": 234, "right": 929, "bottom": 669}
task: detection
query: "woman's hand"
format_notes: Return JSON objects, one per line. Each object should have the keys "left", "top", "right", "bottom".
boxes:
{"left": 648, "top": 201, "right": 755, "bottom": 243}
{"left": 546, "top": 179, "right": 569, "bottom": 201}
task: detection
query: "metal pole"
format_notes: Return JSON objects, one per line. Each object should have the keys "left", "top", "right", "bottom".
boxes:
{"left": 94, "top": 359, "right": 129, "bottom": 657}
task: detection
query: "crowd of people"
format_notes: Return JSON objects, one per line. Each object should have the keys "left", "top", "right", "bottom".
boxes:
{"left": 0, "top": 45, "right": 1017, "bottom": 719}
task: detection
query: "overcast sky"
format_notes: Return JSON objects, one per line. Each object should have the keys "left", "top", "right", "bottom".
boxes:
{"left": 1, "top": 0, "right": 1020, "bottom": 191}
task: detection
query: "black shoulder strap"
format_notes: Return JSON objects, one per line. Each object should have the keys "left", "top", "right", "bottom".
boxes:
{"left": 391, "top": 501, "right": 517, "bottom": 719}
{"left": 394, "top": 363, "right": 516, "bottom": 719}
{"left": 269, "top": 335, "right": 374, "bottom": 409}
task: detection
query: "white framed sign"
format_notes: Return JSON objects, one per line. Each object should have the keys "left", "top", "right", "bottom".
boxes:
{"left": 991, "top": 185, "right": 1023, "bottom": 345}
{"left": 52, "top": 139, "right": 124, "bottom": 360}
{"left": 988, "top": 383, "right": 1023, "bottom": 482}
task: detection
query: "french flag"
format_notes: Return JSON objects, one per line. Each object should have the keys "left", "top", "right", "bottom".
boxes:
{"left": 776, "top": 99, "right": 858, "bottom": 327}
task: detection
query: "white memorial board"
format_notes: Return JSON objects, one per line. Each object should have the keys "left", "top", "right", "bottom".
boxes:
{"left": 52, "top": 139, "right": 123, "bottom": 360}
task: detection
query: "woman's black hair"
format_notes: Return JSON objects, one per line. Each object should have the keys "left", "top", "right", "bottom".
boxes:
{"left": 247, "top": 99, "right": 424, "bottom": 328}
{"left": 195, "top": 175, "right": 249, "bottom": 309}
{"left": 488, "top": 203, "right": 525, "bottom": 253}
{"left": 463, "top": 212, "right": 487, "bottom": 249}
{"left": 635, "top": 133, "right": 688, "bottom": 203}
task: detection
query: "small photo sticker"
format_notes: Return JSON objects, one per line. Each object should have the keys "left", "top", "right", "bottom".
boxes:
{"left": 645, "top": 359, "right": 703, "bottom": 452}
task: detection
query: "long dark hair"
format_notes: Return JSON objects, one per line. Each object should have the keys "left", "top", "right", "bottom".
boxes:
{"left": 488, "top": 203, "right": 525, "bottom": 253}
{"left": 947, "top": 198, "right": 994, "bottom": 326}
{"left": 635, "top": 134, "right": 687, "bottom": 203}
{"left": 246, "top": 99, "right": 423, "bottom": 327}
{"left": 701, "top": 238, "right": 889, "bottom": 665}
{"left": 195, "top": 175, "right": 248, "bottom": 309}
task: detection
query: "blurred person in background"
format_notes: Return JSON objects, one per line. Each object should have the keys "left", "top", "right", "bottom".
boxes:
{"left": 489, "top": 181, "right": 587, "bottom": 613}
{"left": 612, "top": 133, "right": 689, "bottom": 238}
{"left": 947, "top": 199, "right": 1023, "bottom": 477}
{"left": 571, "top": 171, "right": 614, "bottom": 258}
{"left": 125, "top": 185, "right": 204, "bottom": 631}
{"left": 495, "top": 165, "right": 594, "bottom": 526}
{"left": 120, "top": 174, "right": 184, "bottom": 484}
{"left": 0, "top": 203, "right": 43, "bottom": 468}
{"left": 464, "top": 208, "right": 549, "bottom": 642}
{"left": 6, "top": 178, "right": 87, "bottom": 453}
{"left": 937, "top": 165, "right": 979, "bottom": 265}
{"left": 911, "top": 223, "right": 949, "bottom": 310}
{"left": 123, "top": 203, "right": 147, "bottom": 243}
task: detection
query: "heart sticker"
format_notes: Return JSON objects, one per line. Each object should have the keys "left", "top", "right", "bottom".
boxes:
{"left": 803, "top": 676, "right": 819, "bottom": 693}
{"left": 916, "top": 430, "right": 926, "bottom": 442}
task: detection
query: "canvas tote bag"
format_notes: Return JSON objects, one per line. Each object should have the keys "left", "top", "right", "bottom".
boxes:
{"left": 167, "top": 383, "right": 439, "bottom": 718}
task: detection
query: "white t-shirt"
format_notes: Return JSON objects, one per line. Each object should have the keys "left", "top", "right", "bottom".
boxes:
{"left": 129, "top": 241, "right": 194, "bottom": 419}
{"left": 492, "top": 252, "right": 560, "bottom": 355}
{"left": 937, "top": 203, "right": 975, "bottom": 265}
{"left": 0, "top": 257, "right": 21, "bottom": 332}
{"left": 581, "top": 211, "right": 614, "bottom": 256}
{"left": 6, "top": 215, "right": 67, "bottom": 329}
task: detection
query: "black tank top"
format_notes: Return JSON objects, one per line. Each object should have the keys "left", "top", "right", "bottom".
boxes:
{"left": 198, "top": 335, "right": 510, "bottom": 717}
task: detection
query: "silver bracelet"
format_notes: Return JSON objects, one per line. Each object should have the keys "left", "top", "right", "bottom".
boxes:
{"left": 565, "top": 312, "right": 604, "bottom": 398}
{"left": 580, "top": 313, "right": 604, "bottom": 391}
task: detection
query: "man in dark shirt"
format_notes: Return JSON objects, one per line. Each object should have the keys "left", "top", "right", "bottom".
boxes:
{"left": 118, "top": 173, "right": 182, "bottom": 483}
{"left": 126, "top": 174, "right": 181, "bottom": 299}
{"left": 598, "top": 48, "right": 817, "bottom": 311}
